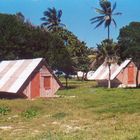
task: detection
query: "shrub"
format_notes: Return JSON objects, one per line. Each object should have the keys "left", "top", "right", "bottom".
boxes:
{"left": 21, "top": 107, "right": 38, "bottom": 119}
{"left": 0, "top": 106, "right": 11, "bottom": 115}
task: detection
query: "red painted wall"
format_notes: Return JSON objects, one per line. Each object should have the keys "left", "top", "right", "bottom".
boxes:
{"left": 22, "top": 65, "right": 61, "bottom": 99}
{"left": 128, "top": 65, "right": 134, "bottom": 84}
{"left": 31, "top": 72, "right": 40, "bottom": 98}
{"left": 117, "top": 62, "right": 140, "bottom": 87}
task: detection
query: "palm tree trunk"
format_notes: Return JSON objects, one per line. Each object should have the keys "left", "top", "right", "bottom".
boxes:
{"left": 107, "top": 25, "right": 110, "bottom": 40}
{"left": 136, "top": 64, "right": 140, "bottom": 87}
{"left": 65, "top": 75, "right": 68, "bottom": 88}
{"left": 108, "top": 63, "right": 111, "bottom": 88}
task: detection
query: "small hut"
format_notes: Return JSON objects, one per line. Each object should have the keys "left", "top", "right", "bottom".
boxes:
{"left": 87, "top": 59, "right": 140, "bottom": 87}
{"left": 0, "top": 58, "right": 62, "bottom": 99}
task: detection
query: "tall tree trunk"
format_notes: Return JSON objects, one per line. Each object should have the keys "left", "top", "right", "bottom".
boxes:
{"left": 136, "top": 64, "right": 140, "bottom": 87}
{"left": 108, "top": 63, "right": 111, "bottom": 88}
{"left": 107, "top": 25, "right": 110, "bottom": 40}
{"left": 82, "top": 72, "right": 85, "bottom": 81}
{"left": 77, "top": 73, "right": 80, "bottom": 81}
{"left": 107, "top": 25, "right": 111, "bottom": 88}
{"left": 65, "top": 75, "right": 68, "bottom": 88}
{"left": 84, "top": 72, "right": 88, "bottom": 81}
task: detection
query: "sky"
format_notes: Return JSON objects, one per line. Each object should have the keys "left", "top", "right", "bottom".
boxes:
{"left": 0, "top": 0, "right": 140, "bottom": 48}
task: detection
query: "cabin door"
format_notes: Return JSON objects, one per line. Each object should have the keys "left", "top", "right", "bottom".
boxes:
{"left": 31, "top": 72, "right": 40, "bottom": 98}
{"left": 128, "top": 66, "right": 134, "bottom": 84}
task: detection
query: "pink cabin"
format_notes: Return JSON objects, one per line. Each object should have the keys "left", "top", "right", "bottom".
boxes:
{"left": 0, "top": 58, "right": 62, "bottom": 99}
{"left": 87, "top": 59, "right": 140, "bottom": 87}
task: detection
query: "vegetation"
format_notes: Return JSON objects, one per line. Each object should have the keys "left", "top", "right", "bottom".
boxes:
{"left": 118, "top": 22, "right": 140, "bottom": 87}
{"left": 90, "top": 0, "right": 122, "bottom": 88}
{"left": 0, "top": 13, "right": 68, "bottom": 69}
{"left": 41, "top": 7, "right": 65, "bottom": 31}
{"left": 0, "top": 106, "right": 11, "bottom": 115}
{"left": 90, "top": 0, "right": 121, "bottom": 39}
{"left": 0, "top": 79, "right": 139, "bottom": 139}
{"left": 96, "top": 39, "right": 120, "bottom": 88}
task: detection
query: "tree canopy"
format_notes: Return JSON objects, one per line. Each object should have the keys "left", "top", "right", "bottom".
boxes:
{"left": 90, "top": 0, "right": 121, "bottom": 39}
{"left": 0, "top": 13, "right": 72, "bottom": 72}
{"left": 118, "top": 22, "right": 140, "bottom": 87}
{"left": 40, "top": 7, "right": 65, "bottom": 31}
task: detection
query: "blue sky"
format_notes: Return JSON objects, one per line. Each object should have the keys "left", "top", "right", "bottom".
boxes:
{"left": 0, "top": 0, "right": 140, "bottom": 48}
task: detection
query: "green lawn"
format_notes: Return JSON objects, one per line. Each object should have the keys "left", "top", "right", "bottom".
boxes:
{"left": 0, "top": 79, "right": 140, "bottom": 140}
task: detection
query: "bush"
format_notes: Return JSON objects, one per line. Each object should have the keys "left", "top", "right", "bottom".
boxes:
{"left": 21, "top": 107, "right": 38, "bottom": 119}
{"left": 0, "top": 106, "right": 11, "bottom": 115}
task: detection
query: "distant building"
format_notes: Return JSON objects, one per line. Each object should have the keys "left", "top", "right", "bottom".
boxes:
{"left": 87, "top": 59, "right": 140, "bottom": 87}
{"left": 0, "top": 58, "right": 62, "bottom": 99}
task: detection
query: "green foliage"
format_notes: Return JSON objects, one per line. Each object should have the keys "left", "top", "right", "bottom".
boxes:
{"left": 90, "top": 0, "right": 121, "bottom": 39}
{"left": 118, "top": 22, "right": 140, "bottom": 62}
{"left": 54, "top": 28, "right": 90, "bottom": 72}
{"left": 41, "top": 7, "right": 65, "bottom": 31}
{"left": 21, "top": 107, "right": 38, "bottom": 119}
{"left": 0, "top": 80, "right": 139, "bottom": 139}
{"left": 0, "top": 106, "right": 11, "bottom": 115}
{"left": 0, "top": 13, "right": 72, "bottom": 72}
{"left": 118, "top": 22, "right": 140, "bottom": 87}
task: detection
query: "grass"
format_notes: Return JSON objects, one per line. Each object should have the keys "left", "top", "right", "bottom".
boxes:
{"left": 0, "top": 79, "right": 139, "bottom": 140}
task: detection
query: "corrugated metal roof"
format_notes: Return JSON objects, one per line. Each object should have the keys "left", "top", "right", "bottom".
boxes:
{"left": 87, "top": 59, "right": 131, "bottom": 80}
{"left": 0, "top": 58, "right": 43, "bottom": 93}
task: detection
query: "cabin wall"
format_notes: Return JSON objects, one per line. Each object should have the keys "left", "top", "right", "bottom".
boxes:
{"left": 21, "top": 65, "right": 60, "bottom": 99}
{"left": 97, "top": 79, "right": 121, "bottom": 88}
{"left": 40, "top": 65, "right": 60, "bottom": 97}
{"left": 22, "top": 82, "right": 31, "bottom": 98}
{"left": 117, "top": 62, "right": 140, "bottom": 87}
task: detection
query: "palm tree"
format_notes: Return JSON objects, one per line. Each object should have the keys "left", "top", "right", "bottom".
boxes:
{"left": 90, "top": 0, "right": 121, "bottom": 39}
{"left": 95, "top": 39, "right": 120, "bottom": 88}
{"left": 41, "top": 7, "right": 65, "bottom": 31}
{"left": 90, "top": 0, "right": 121, "bottom": 88}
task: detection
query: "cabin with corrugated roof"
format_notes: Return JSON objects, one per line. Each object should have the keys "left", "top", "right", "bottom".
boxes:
{"left": 0, "top": 58, "right": 62, "bottom": 99}
{"left": 87, "top": 59, "right": 140, "bottom": 87}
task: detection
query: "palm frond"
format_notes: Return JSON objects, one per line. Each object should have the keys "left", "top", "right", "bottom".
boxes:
{"left": 40, "top": 17, "right": 47, "bottom": 21}
{"left": 90, "top": 16, "right": 104, "bottom": 21}
{"left": 91, "top": 18, "right": 104, "bottom": 24}
{"left": 113, "top": 12, "right": 122, "bottom": 16}
{"left": 60, "top": 23, "right": 66, "bottom": 27}
{"left": 95, "top": 8, "right": 105, "bottom": 14}
{"left": 100, "top": 0, "right": 111, "bottom": 12}
{"left": 112, "top": 2, "right": 116, "bottom": 13}
{"left": 112, "top": 19, "right": 117, "bottom": 27}
{"left": 41, "top": 22, "right": 50, "bottom": 26}
{"left": 95, "top": 19, "right": 104, "bottom": 28}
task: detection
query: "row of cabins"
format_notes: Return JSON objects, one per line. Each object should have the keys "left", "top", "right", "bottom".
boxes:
{"left": 0, "top": 58, "right": 139, "bottom": 99}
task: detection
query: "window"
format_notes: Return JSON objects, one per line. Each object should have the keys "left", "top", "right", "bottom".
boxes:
{"left": 44, "top": 76, "right": 51, "bottom": 90}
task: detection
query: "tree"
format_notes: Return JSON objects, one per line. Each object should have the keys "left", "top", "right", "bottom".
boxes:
{"left": 90, "top": 0, "right": 121, "bottom": 88}
{"left": 0, "top": 13, "right": 72, "bottom": 70}
{"left": 90, "top": 0, "right": 121, "bottom": 39}
{"left": 53, "top": 28, "right": 90, "bottom": 76}
{"left": 118, "top": 22, "right": 140, "bottom": 87}
{"left": 40, "top": 7, "right": 65, "bottom": 31}
{"left": 94, "top": 39, "right": 120, "bottom": 88}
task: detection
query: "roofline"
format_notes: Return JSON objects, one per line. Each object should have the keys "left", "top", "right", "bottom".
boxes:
{"left": 18, "top": 58, "right": 63, "bottom": 94}
{"left": 41, "top": 59, "right": 63, "bottom": 88}
{"left": 111, "top": 59, "right": 132, "bottom": 80}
